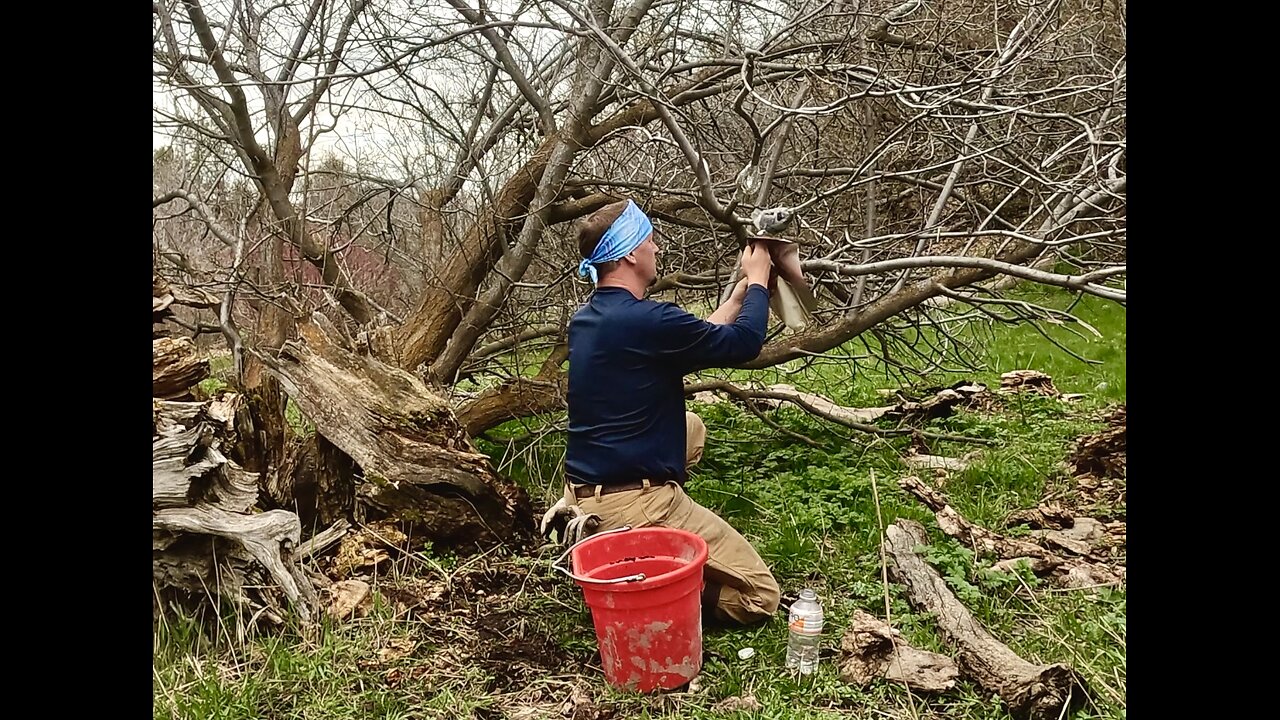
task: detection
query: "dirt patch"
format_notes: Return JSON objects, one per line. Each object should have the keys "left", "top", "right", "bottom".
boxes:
{"left": 366, "top": 557, "right": 601, "bottom": 703}
{"left": 460, "top": 566, "right": 534, "bottom": 595}
{"left": 475, "top": 609, "right": 583, "bottom": 692}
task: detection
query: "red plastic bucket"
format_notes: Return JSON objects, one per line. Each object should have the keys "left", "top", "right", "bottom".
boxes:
{"left": 555, "top": 526, "right": 708, "bottom": 692}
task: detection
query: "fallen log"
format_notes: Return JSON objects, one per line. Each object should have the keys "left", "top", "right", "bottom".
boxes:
{"left": 885, "top": 520, "right": 1087, "bottom": 720}
{"left": 839, "top": 609, "right": 959, "bottom": 692}
{"left": 744, "top": 382, "right": 988, "bottom": 424}
{"left": 684, "top": 380, "right": 997, "bottom": 446}
{"left": 255, "top": 313, "right": 535, "bottom": 549}
{"left": 758, "top": 384, "right": 894, "bottom": 423}
{"left": 903, "top": 452, "right": 972, "bottom": 473}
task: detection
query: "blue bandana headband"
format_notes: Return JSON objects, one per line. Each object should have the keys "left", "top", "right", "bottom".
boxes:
{"left": 577, "top": 199, "right": 653, "bottom": 284}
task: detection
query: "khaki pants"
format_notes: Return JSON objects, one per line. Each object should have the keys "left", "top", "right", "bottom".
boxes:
{"left": 564, "top": 412, "right": 781, "bottom": 625}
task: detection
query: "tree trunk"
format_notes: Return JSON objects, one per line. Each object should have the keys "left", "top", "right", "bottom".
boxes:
{"left": 255, "top": 313, "right": 535, "bottom": 549}
{"left": 884, "top": 520, "right": 1087, "bottom": 720}
{"left": 240, "top": 215, "right": 294, "bottom": 508}
{"left": 457, "top": 374, "right": 568, "bottom": 437}
{"left": 394, "top": 140, "right": 557, "bottom": 372}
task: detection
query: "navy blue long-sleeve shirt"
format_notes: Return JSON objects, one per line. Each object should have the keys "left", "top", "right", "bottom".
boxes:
{"left": 565, "top": 284, "right": 771, "bottom": 486}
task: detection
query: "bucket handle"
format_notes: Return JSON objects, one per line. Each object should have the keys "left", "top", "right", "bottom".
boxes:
{"left": 551, "top": 525, "right": 648, "bottom": 585}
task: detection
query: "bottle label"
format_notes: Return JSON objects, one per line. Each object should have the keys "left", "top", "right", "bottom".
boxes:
{"left": 789, "top": 617, "right": 823, "bottom": 634}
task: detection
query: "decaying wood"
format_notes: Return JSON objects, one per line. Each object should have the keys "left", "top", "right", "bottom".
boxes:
{"left": 1005, "top": 504, "right": 1075, "bottom": 530}
{"left": 153, "top": 419, "right": 257, "bottom": 513}
{"left": 153, "top": 274, "right": 220, "bottom": 322}
{"left": 840, "top": 609, "right": 959, "bottom": 692}
{"left": 881, "top": 383, "right": 991, "bottom": 421}
{"left": 153, "top": 395, "right": 256, "bottom": 512}
{"left": 153, "top": 273, "right": 223, "bottom": 344}
{"left": 153, "top": 394, "right": 319, "bottom": 626}
{"left": 255, "top": 313, "right": 534, "bottom": 549}
{"left": 899, "top": 475, "right": 1124, "bottom": 588}
{"left": 757, "top": 384, "right": 895, "bottom": 423}
{"left": 332, "top": 520, "right": 406, "bottom": 577}
{"left": 1067, "top": 405, "right": 1126, "bottom": 480}
{"left": 153, "top": 337, "right": 209, "bottom": 399}
{"left": 1000, "top": 370, "right": 1059, "bottom": 396}
{"left": 154, "top": 505, "right": 317, "bottom": 623}
{"left": 326, "top": 579, "right": 373, "bottom": 621}
{"left": 885, "top": 520, "right": 1087, "bottom": 720}
{"left": 456, "top": 373, "right": 568, "bottom": 438}
{"left": 684, "top": 379, "right": 996, "bottom": 445}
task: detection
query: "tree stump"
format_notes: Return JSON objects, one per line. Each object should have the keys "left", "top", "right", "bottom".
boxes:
{"left": 153, "top": 395, "right": 318, "bottom": 625}
{"left": 254, "top": 313, "right": 535, "bottom": 550}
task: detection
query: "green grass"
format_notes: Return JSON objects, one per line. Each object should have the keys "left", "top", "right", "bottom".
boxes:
{"left": 154, "top": 287, "right": 1125, "bottom": 720}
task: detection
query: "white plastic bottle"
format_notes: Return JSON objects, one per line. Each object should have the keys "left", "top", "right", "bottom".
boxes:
{"left": 785, "top": 588, "right": 823, "bottom": 674}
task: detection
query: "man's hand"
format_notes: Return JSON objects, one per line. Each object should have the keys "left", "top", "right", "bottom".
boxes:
{"left": 540, "top": 497, "right": 602, "bottom": 546}
{"left": 741, "top": 242, "right": 774, "bottom": 288}
{"left": 707, "top": 247, "right": 771, "bottom": 324}
{"left": 540, "top": 497, "right": 580, "bottom": 541}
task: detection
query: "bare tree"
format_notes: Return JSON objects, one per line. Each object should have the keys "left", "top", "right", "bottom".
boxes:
{"left": 152, "top": 0, "right": 1126, "bottom": 613}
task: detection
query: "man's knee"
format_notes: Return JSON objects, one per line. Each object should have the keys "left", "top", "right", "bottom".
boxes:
{"left": 758, "top": 574, "right": 781, "bottom": 615}
{"left": 712, "top": 576, "right": 781, "bottom": 625}
{"left": 685, "top": 411, "right": 706, "bottom": 467}
{"left": 742, "top": 573, "right": 781, "bottom": 622}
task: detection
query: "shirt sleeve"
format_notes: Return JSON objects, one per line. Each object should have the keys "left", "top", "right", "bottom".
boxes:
{"left": 650, "top": 283, "right": 771, "bottom": 373}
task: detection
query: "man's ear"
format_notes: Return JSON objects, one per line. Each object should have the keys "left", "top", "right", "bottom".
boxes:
{"left": 620, "top": 251, "right": 639, "bottom": 265}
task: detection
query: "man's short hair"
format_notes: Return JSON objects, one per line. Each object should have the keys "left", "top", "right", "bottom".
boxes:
{"left": 576, "top": 200, "right": 631, "bottom": 276}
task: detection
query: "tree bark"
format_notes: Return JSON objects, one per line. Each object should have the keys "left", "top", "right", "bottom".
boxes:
{"left": 389, "top": 63, "right": 738, "bottom": 374}
{"left": 153, "top": 337, "right": 209, "bottom": 400}
{"left": 153, "top": 273, "right": 220, "bottom": 337}
{"left": 840, "top": 609, "right": 959, "bottom": 692}
{"left": 255, "top": 313, "right": 535, "bottom": 549}
{"left": 395, "top": 140, "right": 557, "bottom": 372}
{"left": 884, "top": 520, "right": 1087, "bottom": 720}
{"left": 457, "top": 374, "right": 568, "bottom": 438}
